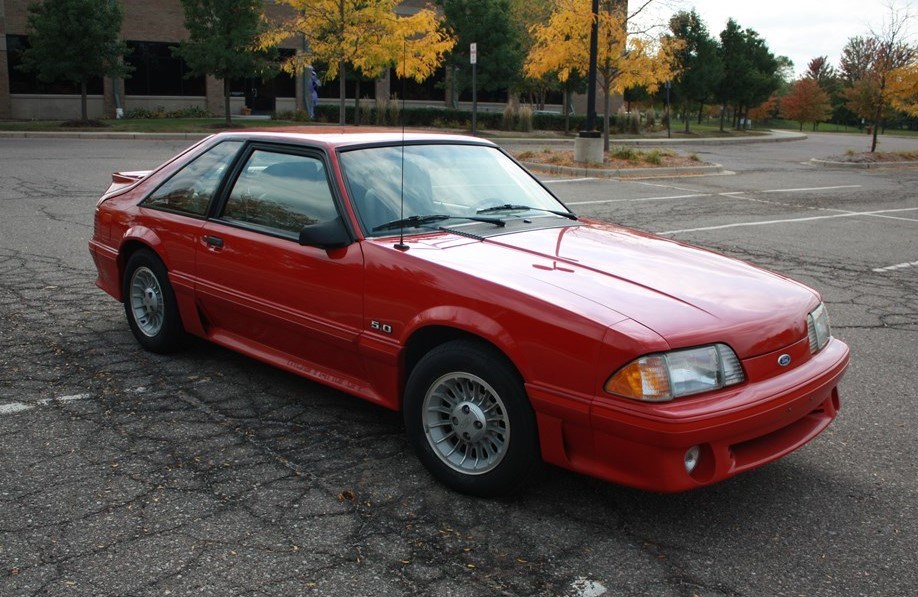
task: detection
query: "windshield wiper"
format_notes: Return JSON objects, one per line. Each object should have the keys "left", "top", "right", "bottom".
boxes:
{"left": 373, "top": 213, "right": 505, "bottom": 233}
{"left": 476, "top": 203, "right": 578, "bottom": 220}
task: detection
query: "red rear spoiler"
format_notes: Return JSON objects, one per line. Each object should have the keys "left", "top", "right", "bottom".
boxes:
{"left": 105, "top": 170, "right": 152, "bottom": 195}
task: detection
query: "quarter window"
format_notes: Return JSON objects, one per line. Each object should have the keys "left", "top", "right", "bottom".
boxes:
{"left": 142, "top": 141, "right": 243, "bottom": 216}
{"left": 221, "top": 150, "right": 336, "bottom": 235}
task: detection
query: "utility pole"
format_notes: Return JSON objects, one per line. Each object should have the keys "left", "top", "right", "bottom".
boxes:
{"left": 470, "top": 42, "right": 478, "bottom": 135}
{"left": 574, "top": 0, "right": 603, "bottom": 164}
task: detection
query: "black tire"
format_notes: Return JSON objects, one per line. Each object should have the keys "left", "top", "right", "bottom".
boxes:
{"left": 122, "top": 249, "right": 185, "bottom": 353}
{"left": 403, "top": 340, "right": 539, "bottom": 496}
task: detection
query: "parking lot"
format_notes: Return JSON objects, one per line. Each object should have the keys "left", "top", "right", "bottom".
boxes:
{"left": 1, "top": 132, "right": 916, "bottom": 596}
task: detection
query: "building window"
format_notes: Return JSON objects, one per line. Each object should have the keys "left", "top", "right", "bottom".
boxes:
{"left": 124, "top": 41, "right": 205, "bottom": 96}
{"left": 6, "top": 35, "right": 104, "bottom": 94}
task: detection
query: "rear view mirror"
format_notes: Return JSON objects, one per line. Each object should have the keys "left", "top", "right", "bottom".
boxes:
{"left": 298, "top": 217, "right": 352, "bottom": 250}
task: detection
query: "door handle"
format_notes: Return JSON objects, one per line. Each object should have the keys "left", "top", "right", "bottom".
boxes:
{"left": 204, "top": 235, "right": 224, "bottom": 248}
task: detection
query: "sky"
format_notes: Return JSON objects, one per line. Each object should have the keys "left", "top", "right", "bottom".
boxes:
{"left": 638, "top": 0, "right": 914, "bottom": 78}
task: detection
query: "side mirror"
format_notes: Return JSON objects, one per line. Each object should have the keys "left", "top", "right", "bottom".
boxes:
{"left": 298, "top": 217, "right": 352, "bottom": 250}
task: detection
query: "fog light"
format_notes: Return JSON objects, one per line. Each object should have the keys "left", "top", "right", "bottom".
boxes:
{"left": 684, "top": 445, "right": 701, "bottom": 474}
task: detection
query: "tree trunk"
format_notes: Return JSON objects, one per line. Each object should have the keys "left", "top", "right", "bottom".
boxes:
{"left": 338, "top": 60, "right": 346, "bottom": 126}
{"left": 696, "top": 103, "right": 704, "bottom": 124}
{"left": 870, "top": 106, "right": 881, "bottom": 152}
{"left": 602, "top": 81, "right": 611, "bottom": 152}
{"left": 354, "top": 79, "right": 361, "bottom": 125}
{"left": 563, "top": 86, "right": 570, "bottom": 134}
{"left": 224, "top": 79, "right": 231, "bottom": 126}
{"left": 80, "top": 81, "right": 88, "bottom": 122}
{"left": 719, "top": 104, "right": 726, "bottom": 132}
{"left": 683, "top": 98, "right": 690, "bottom": 133}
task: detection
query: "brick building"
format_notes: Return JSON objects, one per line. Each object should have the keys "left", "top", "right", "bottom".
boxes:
{"left": 0, "top": 0, "right": 434, "bottom": 120}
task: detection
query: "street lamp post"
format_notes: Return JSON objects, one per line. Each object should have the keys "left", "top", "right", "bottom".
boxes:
{"left": 665, "top": 80, "right": 671, "bottom": 139}
{"left": 574, "top": 0, "right": 603, "bottom": 164}
{"left": 584, "top": 0, "right": 599, "bottom": 133}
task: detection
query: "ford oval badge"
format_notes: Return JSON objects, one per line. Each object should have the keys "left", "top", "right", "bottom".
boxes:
{"left": 777, "top": 354, "right": 792, "bottom": 367}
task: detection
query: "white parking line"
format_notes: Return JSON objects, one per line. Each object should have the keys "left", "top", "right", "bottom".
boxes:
{"left": 660, "top": 207, "right": 918, "bottom": 235}
{"left": 564, "top": 184, "right": 864, "bottom": 207}
{"left": 761, "top": 185, "right": 862, "bottom": 193}
{"left": 0, "top": 393, "right": 91, "bottom": 416}
{"left": 872, "top": 260, "right": 918, "bottom": 273}
{"left": 568, "top": 193, "right": 710, "bottom": 206}
{"left": 543, "top": 177, "right": 596, "bottom": 184}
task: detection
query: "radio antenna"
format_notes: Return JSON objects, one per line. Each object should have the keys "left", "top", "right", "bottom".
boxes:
{"left": 394, "top": 39, "right": 409, "bottom": 251}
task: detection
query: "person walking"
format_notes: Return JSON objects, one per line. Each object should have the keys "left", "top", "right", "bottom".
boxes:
{"left": 308, "top": 69, "right": 320, "bottom": 119}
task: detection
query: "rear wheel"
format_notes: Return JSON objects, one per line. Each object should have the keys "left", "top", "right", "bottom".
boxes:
{"left": 403, "top": 340, "right": 539, "bottom": 496}
{"left": 122, "top": 249, "right": 184, "bottom": 353}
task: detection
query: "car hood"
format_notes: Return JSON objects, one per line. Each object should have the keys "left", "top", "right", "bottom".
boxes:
{"left": 407, "top": 220, "right": 819, "bottom": 358}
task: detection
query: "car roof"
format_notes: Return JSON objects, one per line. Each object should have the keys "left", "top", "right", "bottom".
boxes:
{"left": 208, "top": 129, "right": 497, "bottom": 150}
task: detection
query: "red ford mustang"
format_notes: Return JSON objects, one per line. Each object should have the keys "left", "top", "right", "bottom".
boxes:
{"left": 89, "top": 131, "right": 849, "bottom": 496}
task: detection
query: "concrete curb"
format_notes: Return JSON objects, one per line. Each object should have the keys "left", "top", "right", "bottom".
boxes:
{"left": 809, "top": 158, "right": 918, "bottom": 169}
{"left": 0, "top": 130, "right": 209, "bottom": 141}
{"left": 520, "top": 161, "right": 725, "bottom": 179}
{"left": 492, "top": 129, "right": 807, "bottom": 146}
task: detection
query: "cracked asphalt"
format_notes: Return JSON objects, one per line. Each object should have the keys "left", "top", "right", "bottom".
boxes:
{"left": 1, "top": 133, "right": 916, "bottom": 596}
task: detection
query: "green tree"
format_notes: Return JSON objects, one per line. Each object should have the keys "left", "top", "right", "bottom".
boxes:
{"left": 806, "top": 56, "right": 850, "bottom": 125}
{"left": 667, "top": 10, "right": 723, "bottom": 133}
{"left": 715, "top": 19, "right": 780, "bottom": 130}
{"left": 438, "top": 0, "right": 525, "bottom": 104}
{"left": 172, "top": 0, "right": 272, "bottom": 125}
{"left": 19, "top": 0, "right": 130, "bottom": 122}
{"left": 509, "top": 0, "right": 562, "bottom": 111}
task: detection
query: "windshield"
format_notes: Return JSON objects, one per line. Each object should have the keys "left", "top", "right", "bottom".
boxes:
{"left": 338, "top": 143, "right": 572, "bottom": 236}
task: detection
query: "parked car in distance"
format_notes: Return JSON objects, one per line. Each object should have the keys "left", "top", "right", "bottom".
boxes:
{"left": 89, "top": 131, "right": 849, "bottom": 496}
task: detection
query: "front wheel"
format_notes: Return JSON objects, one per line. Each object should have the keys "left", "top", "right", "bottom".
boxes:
{"left": 403, "top": 340, "right": 539, "bottom": 496}
{"left": 122, "top": 249, "right": 185, "bottom": 353}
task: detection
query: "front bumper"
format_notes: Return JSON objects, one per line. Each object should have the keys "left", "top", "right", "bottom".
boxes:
{"left": 537, "top": 337, "right": 849, "bottom": 492}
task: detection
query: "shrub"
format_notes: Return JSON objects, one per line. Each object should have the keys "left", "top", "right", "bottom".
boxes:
{"left": 644, "top": 149, "right": 663, "bottom": 165}
{"left": 168, "top": 105, "right": 211, "bottom": 118}
{"left": 502, "top": 104, "right": 515, "bottom": 131}
{"left": 609, "top": 146, "right": 638, "bottom": 162}
{"left": 627, "top": 112, "right": 641, "bottom": 135}
{"left": 387, "top": 97, "right": 401, "bottom": 126}
{"left": 517, "top": 106, "right": 533, "bottom": 132}
{"left": 123, "top": 105, "right": 211, "bottom": 119}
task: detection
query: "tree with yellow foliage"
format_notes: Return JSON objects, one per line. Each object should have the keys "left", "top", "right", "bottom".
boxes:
{"left": 525, "top": 0, "right": 680, "bottom": 149}
{"left": 261, "top": 0, "right": 454, "bottom": 125}
{"left": 887, "top": 64, "right": 918, "bottom": 117}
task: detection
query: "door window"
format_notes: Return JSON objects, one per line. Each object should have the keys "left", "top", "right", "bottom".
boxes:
{"left": 221, "top": 150, "right": 337, "bottom": 235}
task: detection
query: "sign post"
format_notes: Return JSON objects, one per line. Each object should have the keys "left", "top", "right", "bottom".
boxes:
{"left": 470, "top": 42, "right": 478, "bottom": 135}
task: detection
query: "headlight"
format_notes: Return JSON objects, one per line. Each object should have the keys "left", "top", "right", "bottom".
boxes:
{"left": 605, "top": 344, "right": 745, "bottom": 402}
{"left": 807, "top": 303, "right": 832, "bottom": 353}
